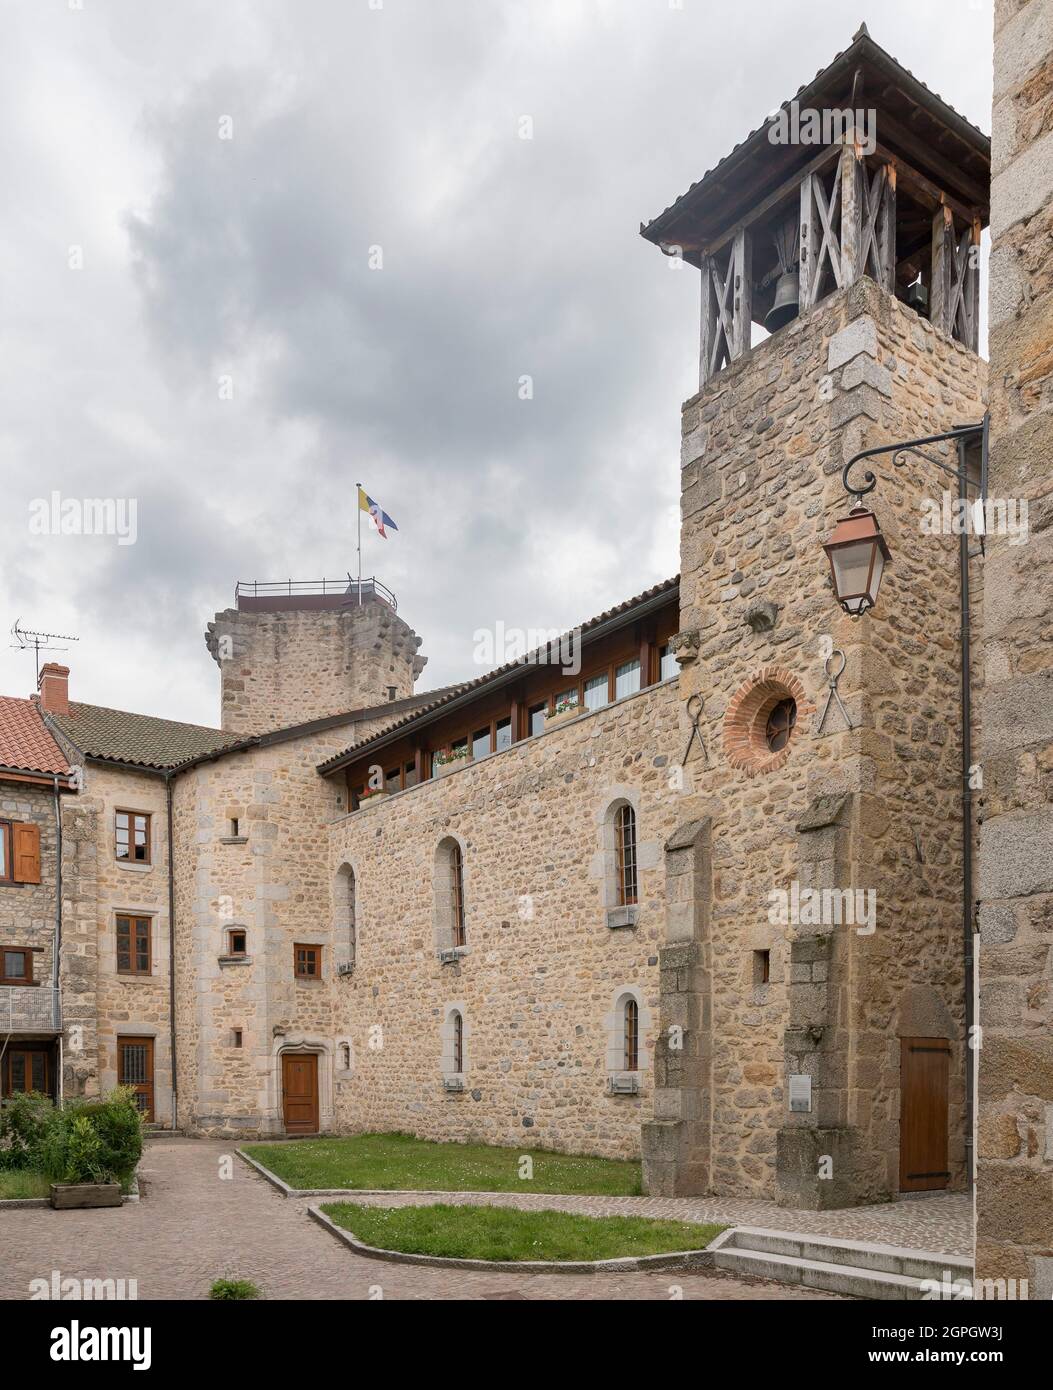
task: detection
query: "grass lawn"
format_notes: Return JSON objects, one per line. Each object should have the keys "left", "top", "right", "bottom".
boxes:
{"left": 243, "top": 1132, "right": 642, "bottom": 1195}
{"left": 0, "top": 1170, "right": 52, "bottom": 1200}
{"left": 321, "top": 1202, "right": 725, "bottom": 1262}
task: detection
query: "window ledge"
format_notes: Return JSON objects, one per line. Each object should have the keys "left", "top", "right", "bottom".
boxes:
{"left": 337, "top": 960, "right": 356, "bottom": 977}
{"left": 219, "top": 836, "right": 248, "bottom": 845}
{"left": 606, "top": 905, "right": 639, "bottom": 930}
{"left": 437, "top": 946, "right": 468, "bottom": 965}
{"left": 442, "top": 1075, "right": 465, "bottom": 1092}
{"left": 607, "top": 1072, "right": 640, "bottom": 1095}
{"left": 218, "top": 954, "right": 252, "bottom": 967}
{"left": 294, "top": 975, "right": 325, "bottom": 984}
{"left": 115, "top": 860, "right": 153, "bottom": 873}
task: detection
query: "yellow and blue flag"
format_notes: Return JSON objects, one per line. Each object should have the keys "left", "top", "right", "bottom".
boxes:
{"left": 358, "top": 487, "right": 398, "bottom": 539}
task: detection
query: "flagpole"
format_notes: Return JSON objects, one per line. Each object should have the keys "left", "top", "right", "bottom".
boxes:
{"left": 356, "top": 482, "right": 362, "bottom": 605}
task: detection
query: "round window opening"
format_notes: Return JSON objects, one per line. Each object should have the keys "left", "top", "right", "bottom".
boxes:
{"left": 765, "top": 697, "right": 797, "bottom": 753}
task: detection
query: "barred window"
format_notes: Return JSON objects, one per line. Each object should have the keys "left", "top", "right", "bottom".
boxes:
{"left": 623, "top": 997, "right": 639, "bottom": 1072}
{"left": 615, "top": 803, "right": 638, "bottom": 906}
{"left": 452, "top": 1010, "right": 464, "bottom": 1073}
{"left": 450, "top": 843, "right": 466, "bottom": 947}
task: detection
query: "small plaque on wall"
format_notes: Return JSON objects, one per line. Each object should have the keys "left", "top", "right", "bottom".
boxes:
{"left": 789, "top": 1073, "right": 812, "bottom": 1113}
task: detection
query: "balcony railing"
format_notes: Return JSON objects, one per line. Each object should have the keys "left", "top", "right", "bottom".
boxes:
{"left": 234, "top": 577, "right": 397, "bottom": 612}
{"left": 0, "top": 986, "right": 62, "bottom": 1033}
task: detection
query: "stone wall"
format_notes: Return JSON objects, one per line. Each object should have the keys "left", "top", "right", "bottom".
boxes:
{"left": 663, "top": 275, "right": 985, "bottom": 1203}
{"left": 327, "top": 679, "right": 683, "bottom": 1159}
{"left": 206, "top": 601, "right": 428, "bottom": 735}
{"left": 0, "top": 781, "right": 60, "bottom": 985}
{"left": 170, "top": 722, "right": 367, "bottom": 1136}
{"left": 976, "top": 0, "right": 1053, "bottom": 1299}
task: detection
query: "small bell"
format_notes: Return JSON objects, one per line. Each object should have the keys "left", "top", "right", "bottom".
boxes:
{"left": 764, "top": 269, "right": 800, "bottom": 333}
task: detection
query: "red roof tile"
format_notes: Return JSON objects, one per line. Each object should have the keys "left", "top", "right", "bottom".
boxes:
{"left": 0, "top": 696, "right": 72, "bottom": 776}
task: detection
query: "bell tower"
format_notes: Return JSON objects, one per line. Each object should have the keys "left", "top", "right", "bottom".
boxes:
{"left": 640, "top": 28, "right": 990, "bottom": 1207}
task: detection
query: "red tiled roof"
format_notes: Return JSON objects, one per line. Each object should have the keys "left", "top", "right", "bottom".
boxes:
{"left": 0, "top": 696, "right": 72, "bottom": 777}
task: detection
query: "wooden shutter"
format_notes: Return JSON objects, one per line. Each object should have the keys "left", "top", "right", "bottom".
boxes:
{"left": 12, "top": 823, "right": 41, "bottom": 884}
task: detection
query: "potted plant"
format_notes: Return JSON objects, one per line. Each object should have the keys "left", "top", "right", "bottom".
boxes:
{"left": 432, "top": 746, "right": 471, "bottom": 779}
{"left": 357, "top": 784, "right": 389, "bottom": 806}
{"left": 545, "top": 696, "right": 581, "bottom": 728}
{"left": 44, "top": 1088, "right": 143, "bottom": 1210}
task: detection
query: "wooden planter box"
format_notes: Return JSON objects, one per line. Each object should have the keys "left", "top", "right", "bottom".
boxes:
{"left": 433, "top": 756, "right": 470, "bottom": 779}
{"left": 50, "top": 1182, "right": 122, "bottom": 1210}
{"left": 545, "top": 706, "right": 581, "bottom": 729}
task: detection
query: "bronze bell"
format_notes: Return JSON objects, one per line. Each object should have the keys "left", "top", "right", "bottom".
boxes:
{"left": 764, "top": 269, "right": 800, "bottom": 333}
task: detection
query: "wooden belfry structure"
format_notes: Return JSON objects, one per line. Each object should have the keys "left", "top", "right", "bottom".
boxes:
{"left": 641, "top": 25, "right": 991, "bottom": 387}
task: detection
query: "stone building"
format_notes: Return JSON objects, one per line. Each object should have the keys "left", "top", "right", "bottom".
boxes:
{"left": 976, "top": 0, "right": 1053, "bottom": 1299}
{"left": 0, "top": 29, "right": 1006, "bottom": 1220}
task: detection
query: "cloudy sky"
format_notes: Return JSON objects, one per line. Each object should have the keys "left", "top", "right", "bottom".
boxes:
{"left": 0, "top": 0, "right": 992, "bottom": 728}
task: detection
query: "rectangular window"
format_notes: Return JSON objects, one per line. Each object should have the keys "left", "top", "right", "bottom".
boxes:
{"left": 615, "top": 658, "right": 641, "bottom": 700}
{"left": 753, "top": 949, "right": 771, "bottom": 985}
{"left": 472, "top": 727, "right": 491, "bottom": 760}
{"left": 583, "top": 673, "right": 608, "bottom": 712}
{"left": 529, "top": 702, "right": 547, "bottom": 736}
{"left": 0, "top": 948, "right": 32, "bottom": 984}
{"left": 233, "top": 1029, "right": 243, "bottom": 1048}
{"left": 115, "top": 810, "right": 151, "bottom": 864}
{"left": 230, "top": 818, "right": 240, "bottom": 838}
{"left": 451, "top": 737, "right": 469, "bottom": 758}
{"left": 294, "top": 943, "right": 322, "bottom": 979}
{"left": 385, "top": 767, "right": 402, "bottom": 793}
{"left": 495, "top": 717, "right": 512, "bottom": 752}
{"left": 3, "top": 1047, "right": 48, "bottom": 1097}
{"left": 404, "top": 761, "right": 418, "bottom": 789}
{"left": 228, "top": 929, "right": 247, "bottom": 956}
{"left": 659, "top": 643, "right": 678, "bottom": 681}
{"left": 116, "top": 915, "right": 152, "bottom": 976}
{"left": 554, "top": 688, "right": 577, "bottom": 714}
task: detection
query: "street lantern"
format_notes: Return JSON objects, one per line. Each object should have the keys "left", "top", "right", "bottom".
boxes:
{"left": 822, "top": 507, "right": 891, "bottom": 616}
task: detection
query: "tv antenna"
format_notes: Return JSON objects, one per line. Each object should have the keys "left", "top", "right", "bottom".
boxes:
{"left": 10, "top": 620, "right": 80, "bottom": 682}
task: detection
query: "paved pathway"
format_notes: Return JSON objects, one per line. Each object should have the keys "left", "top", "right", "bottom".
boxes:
{"left": 0, "top": 1138, "right": 839, "bottom": 1301}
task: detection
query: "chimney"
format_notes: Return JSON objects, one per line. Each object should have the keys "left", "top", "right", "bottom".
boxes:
{"left": 38, "top": 663, "right": 70, "bottom": 716}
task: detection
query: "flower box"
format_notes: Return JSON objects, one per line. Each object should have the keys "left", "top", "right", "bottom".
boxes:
{"left": 433, "top": 755, "right": 470, "bottom": 779}
{"left": 545, "top": 705, "right": 581, "bottom": 729}
{"left": 357, "top": 789, "right": 390, "bottom": 807}
{"left": 50, "top": 1182, "right": 122, "bottom": 1210}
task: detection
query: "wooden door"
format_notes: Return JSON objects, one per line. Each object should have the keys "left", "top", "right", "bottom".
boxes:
{"left": 899, "top": 1037, "right": 950, "bottom": 1192}
{"left": 282, "top": 1053, "right": 319, "bottom": 1134}
{"left": 117, "top": 1036, "right": 155, "bottom": 1121}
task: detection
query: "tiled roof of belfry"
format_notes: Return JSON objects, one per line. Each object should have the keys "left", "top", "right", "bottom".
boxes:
{"left": 0, "top": 696, "right": 72, "bottom": 777}
{"left": 47, "top": 702, "right": 240, "bottom": 770}
{"left": 317, "top": 575, "right": 681, "bottom": 776}
{"left": 44, "top": 687, "right": 465, "bottom": 774}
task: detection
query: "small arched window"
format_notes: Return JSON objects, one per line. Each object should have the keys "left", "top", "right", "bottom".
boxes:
{"left": 450, "top": 843, "right": 466, "bottom": 946}
{"left": 623, "top": 997, "right": 639, "bottom": 1072}
{"left": 334, "top": 863, "right": 357, "bottom": 968}
{"left": 615, "top": 803, "right": 638, "bottom": 906}
{"left": 452, "top": 1009, "right": 464, "bottom": 1073}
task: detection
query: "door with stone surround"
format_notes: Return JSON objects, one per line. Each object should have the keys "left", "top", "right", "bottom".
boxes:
{"left": 899, "top": 1038, "right": 950, "bottom": 1192}
{"left": 117, "top": 1036, "right": 154, "bottom": 1121}
{"left": 281, "top": 1052, "right": 319, "bottom": 1134}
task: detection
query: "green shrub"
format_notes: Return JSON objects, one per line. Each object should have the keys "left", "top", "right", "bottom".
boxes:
{"left": 10, "top": 1087, "right": 144, "bottom": 1185}
{"left": 209, "top": 1278, "right": 261, "bottom": 1301}
{"left": 0, "top": 1092, "right": 59, "bottom": 1170}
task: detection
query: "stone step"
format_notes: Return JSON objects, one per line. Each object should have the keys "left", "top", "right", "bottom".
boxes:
{"left": 709, "top": 1227, "right": 973, "bottom": 1301}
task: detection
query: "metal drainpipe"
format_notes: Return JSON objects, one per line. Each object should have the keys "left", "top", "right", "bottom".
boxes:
{"left": 166, "top": 773, "right": 178, "bottom": 1130}
{"left": 53, "top": 772, "right": 64, "bottom": 1105}
{"left": 957, "top": 432, "right": 976, "bottom": 1190}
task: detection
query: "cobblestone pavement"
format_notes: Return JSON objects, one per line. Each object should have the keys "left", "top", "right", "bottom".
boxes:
{"left": 0, "top": 1139, "right": 840, "bottom": 1301}
{"left": 327, "top": 1187, "right": 971, "bottom": 1257}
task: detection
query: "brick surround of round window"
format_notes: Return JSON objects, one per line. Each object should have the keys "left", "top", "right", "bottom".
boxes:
{"left": 722, "top": 667, "right": 814, "bottom": 775}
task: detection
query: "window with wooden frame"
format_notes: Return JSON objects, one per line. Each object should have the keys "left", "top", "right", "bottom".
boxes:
{"left": 116, "top": 915, "right": 151, "bottom": 976}
{"left": 0, "top": 820, "right": 41, "bottom": 884}
{"left": 450, "top": 843, "right": 466, "bottom": 947}
{"left": 528, "top": 702, "right": 547, "bottom": 737}
{"left": 659, "top": 643, "right": 678, "bottom": 681}
{"left": 2, "top": 1045, "right": 49, "bottom": 1097}
{"left": 623, "top": 997, "right": 639, "bottom": 1072}
{"left": 115, "top": 810, "right": 151, "bottom": 864}
{"left": 452, "top": 1009, "right": 464, "bottom": 1074}
{"left": 0, "top": 947, "right": 33, "bottom": 984}
{"left": 615, "top": 803, "right": 638, "bottom": 907}
{"left": 227, "top": 928, "right": 247, "bottom": 957}
{"left": 293, "top": 943, "right": 322, "bottom": 979}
